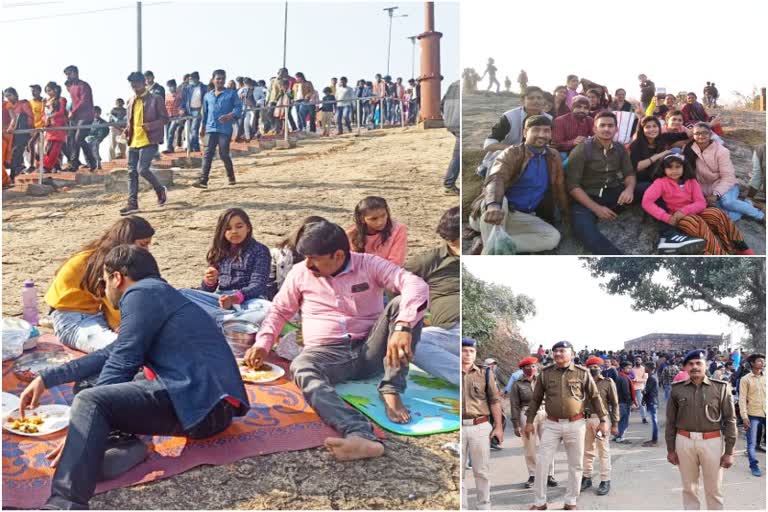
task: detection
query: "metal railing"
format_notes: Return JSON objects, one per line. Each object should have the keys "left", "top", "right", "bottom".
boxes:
{"left": 8, "top": 95, "right": 417, "bottom": 186}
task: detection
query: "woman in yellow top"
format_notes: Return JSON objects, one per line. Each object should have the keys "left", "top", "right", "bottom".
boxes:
{"left": 45, "top": 216, "right": 155, "bottom": 352}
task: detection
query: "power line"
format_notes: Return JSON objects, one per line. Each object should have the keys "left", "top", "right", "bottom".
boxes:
{"left": 0, "top": 1, "right": 169, "bottom": 23}
{"left": 3, "top": 1, "right": 65, "bottom": 7}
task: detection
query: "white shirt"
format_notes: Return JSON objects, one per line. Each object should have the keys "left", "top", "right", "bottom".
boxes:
{"left": 190, "top": 86, "right": 203, "bottom": 109}
{"left": 253, "top": 86, "right": 266, "bottom": 106}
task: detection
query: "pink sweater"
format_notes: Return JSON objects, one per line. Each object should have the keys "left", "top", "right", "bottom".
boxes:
{"left": 642, "top": 177, "right": 707, "bottom": 223}
{"left": 349, "top": 221, "right": 408, "bottom": 267}
{"left": 691, "top": 142, "right": 737, "bottom": 197}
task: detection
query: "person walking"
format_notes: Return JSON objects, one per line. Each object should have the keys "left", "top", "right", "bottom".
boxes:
{"left": 739, "top": 353, "right": 765, "bottom": 477}
{"left": 614, "top": 361, "right": 638, "bottom": 443}
{"left": 642, "top": 361, "right": 660, "bottom": 447}
{"left": 62, "top": 65, "right": 97, "bottom": 171}
{"left": 582, "top": 356, "right": 619, "bottom": 496}
{"left": 666, "top": 350, "right": 737, "bottom": 510}
{"left": 527, "top": 341, "right": 608, "bottom": 510}
{"left": 462, "top": 338, "right": 504, "bottom": 510}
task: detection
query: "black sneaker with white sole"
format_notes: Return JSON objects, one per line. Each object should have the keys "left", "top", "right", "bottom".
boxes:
{"left": 119, "top": 204, "right": 140, "bottom": 216}
{"left": 157, "top": 186, "right": 167, "bottom": 207}
{"left": 657, "top": 233, "right": 706, "bottom": 254}
{"left": 192, "top": 180, "right": 208, "bottom": 189}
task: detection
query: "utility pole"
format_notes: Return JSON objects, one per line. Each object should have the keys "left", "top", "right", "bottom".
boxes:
{"left": 383, "top": 6, "right": 407, "bottom": 76}
{"left": 407, "top": 35, "right": 418, "bottom": 79}
{"left": 282, "top": 1, "right": 288, "bottom": 69}
{"left": 136, "top": 1, "right": 142, "bottom": 72}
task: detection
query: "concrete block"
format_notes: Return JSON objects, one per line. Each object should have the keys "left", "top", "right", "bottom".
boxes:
{"left": 259, "top": 139, "right": 276, "bottom": 150}
{"left": 172, "top": 157, "right": 203, "bottom": 168}
{"left": 104, "top": 168, "right": 173, "bottom": 194}
{"left": 275, "top": 139, "right": 297, "bottom": 150}
{"left": 420, "top": 119, "right": 445, "bottom": 129}
{"left": 26, "top": 183, "right": 55, "bottom": 196}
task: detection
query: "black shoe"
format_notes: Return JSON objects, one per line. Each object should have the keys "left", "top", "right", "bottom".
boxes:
{"left": 642, "top": 418, "right": 648, "bottom": 424}
{"left": 443, "top": 185, "right": 459, "bottom": 196}
{"left": 157, "top": 186, "right": 167, "bottom": 207}
{"left": 119, "top": 204, "right": 140, "bottom": 216}
{"left": 547, "top": 476, "right": 557, "bottom": 487}
{"left": 657, "top": 233, "right": 705, "bottom": 254}
{"left": 490, "top": 442, "right": 502, "bottom": 451}
{"left": 596, "top": 481, "right": 610, "bottom": 496}
{"left": 192, "top": 180, "right": 208, "bottom": 189}
{"left": 524, "top": 476, "right": 535, "bottom": 488}
{"left": 757, "top": 445, "right": 766, "bottom": 453}
{"left": 580, "top": 477, "right": 591, "bottom": 491}
{"left": 228, "top": 179, "right": 237, "bottom": 186}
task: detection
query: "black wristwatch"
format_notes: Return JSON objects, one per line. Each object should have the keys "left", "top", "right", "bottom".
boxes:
{"left": 394, "top": 324, "right": 412, "bottom": 334}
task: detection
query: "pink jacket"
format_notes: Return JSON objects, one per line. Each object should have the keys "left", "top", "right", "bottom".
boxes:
{"left": 691, "top": 142, "right": 737, "bottom": 197}
{"left": 349, "top": 221, "right": 408, "bottom": 267}
{"left": 642, "top": 177, "right": 707, "bottom": 223}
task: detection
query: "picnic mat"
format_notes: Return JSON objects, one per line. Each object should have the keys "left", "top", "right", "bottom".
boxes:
{"left": 336, "top": 365, "right": 459, "bottom": 436}
{"left": 2, "top": 335, "right": 336, "bottom": 510}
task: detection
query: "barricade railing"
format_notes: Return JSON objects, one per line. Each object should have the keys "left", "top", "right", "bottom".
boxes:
{"left": 8, "top": 96, "right": 415, "bottom": 186}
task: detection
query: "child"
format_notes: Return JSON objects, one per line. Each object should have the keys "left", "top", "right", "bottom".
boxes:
{"left": 109, "top": 98, "right": 127, "bottom": 160}
{"left": 320, "top": 87, "right": 335, "bottom": 137}
{"left": 85, "top": 106, "right": 109, "bottom": 169}
{"left": 347, "top": 196, "right": 408, "bottom": 265}
{"left": 641, "top": 154, "right": 754, "bottom": 255}
{"left": 180, "top": 208, "right": 273, "bottom": 325}
{"left": 268, "top": 215, "right": 327, "bottom": 299}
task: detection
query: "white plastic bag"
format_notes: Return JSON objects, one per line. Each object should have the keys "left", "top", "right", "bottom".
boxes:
{"left": 481, "top": 225, "right": 517, "bottom": 255}
{"left": 2, "top": 330, "right": 26, "bottom": 361}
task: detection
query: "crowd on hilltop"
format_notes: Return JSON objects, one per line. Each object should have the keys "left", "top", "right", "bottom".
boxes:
{"left": 2, "top": 65, "right": 425, "bottom": 188}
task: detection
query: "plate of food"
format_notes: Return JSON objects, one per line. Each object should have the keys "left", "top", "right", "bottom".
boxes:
{"left": 4, "top": 404, "right": 70, "bottom": 437}
{"left": 236, "top": 360, "right": 285, "bottom": 384}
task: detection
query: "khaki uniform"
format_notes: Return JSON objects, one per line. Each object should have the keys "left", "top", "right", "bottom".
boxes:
{"left": 583, "top": 374, "right": 619, "bottom": 481}
{"left": 510, "top": 376, "right": 554, "bottom": 478}
{"left": 462, "top": 364, "right": 501, "bottom": 510}
{"left": 665, "top": 377, "right": 737, "bottom": 510}
{"left": 527, "top": 362, "right": 607, "bottom": 507}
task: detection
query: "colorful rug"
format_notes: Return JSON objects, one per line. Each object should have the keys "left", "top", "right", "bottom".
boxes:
{"left": 2, "top": 335, "right": 336, "bottom": 510}
{"left": 336, "top": 365, "right": 459, "bottom": 436}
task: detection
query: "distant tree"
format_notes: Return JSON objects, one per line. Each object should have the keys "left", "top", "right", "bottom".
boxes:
{"left": 582, "top": 258, "right": 765, "bottom": 352}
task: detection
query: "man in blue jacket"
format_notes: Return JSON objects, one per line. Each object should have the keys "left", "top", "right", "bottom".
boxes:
{"left": 179, "top": 71, "right": 207, "bottom": 152}
{"left": 18, "top": 245, "right": 249, "bottom": 510}
{"left": 194, "top": 69, "right": 242, "bottom": 188}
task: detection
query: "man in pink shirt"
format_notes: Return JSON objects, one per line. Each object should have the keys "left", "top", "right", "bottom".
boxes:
{"left": 244, "top": 221, "right": 429, "bottom": 461}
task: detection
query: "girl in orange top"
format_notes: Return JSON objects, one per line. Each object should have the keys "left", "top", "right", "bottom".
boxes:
{"left": 347, "top": 196, "right": 408, "bottom": 266}
{"left": 45, "top": 216, "right": 155, "bottom": 352}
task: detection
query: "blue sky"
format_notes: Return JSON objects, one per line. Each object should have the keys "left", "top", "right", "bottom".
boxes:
{"left": 2, "top": 0, "right": 459, "bottom": 109}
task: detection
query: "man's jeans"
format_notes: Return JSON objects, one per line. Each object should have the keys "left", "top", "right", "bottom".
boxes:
{"left": 443, "top": 133, "right": 460, "bottom": 188}
{"left": 664, "top": 383, "right": 671, "bottom": 401}
{"left": 618, "top": 402, "right": 630, "bottom": 439}
{"left": 186, "top": 110, "right": 202, "bottom": 151}
{"left": 51, "top": 309, "right": 117, "bottom": 354}
{"left": 647, "top": 403, "right": 659, "bottom": 442}
{"left": 412, "top": 323, "right": 459, "bottom": 386}
{"left": 289, "top": 296, "right": 422, "bottom": 440}
{"left": 127, "top": 144, "right": 164, "bottom": 206}
{"left": 635, "top": 388, "right": 646, "bottom": 419}
{"left": 178, "top": 289, "right": 270, "bottom": 328}
{"left": 67, "top": 121, "right": 96, "bottom": 169}
{"left": 165, "top": 121, "right": 180, "bottom": 151}
{"left": 336, "top": 105, "right": 352, "bottom": 133}
{"left": 747, "top": 415, "right": 767, "bottom": 469}
{"left": 571, "top": 182, "right": 650, "bottom": 255}
{"left": 45, "top": 378, "right": 234, "bottom": 509}
{"left": 85, "top": 136, "right": 102, "bottom": 168}
{"left": 200, "top": 133, "right": 235, "bottom": 184}
{"left": 295, "top": 101, "right": 316, "bottom": 132}
{"left": 716, "top": 184, "right": 765, "bottom": 222}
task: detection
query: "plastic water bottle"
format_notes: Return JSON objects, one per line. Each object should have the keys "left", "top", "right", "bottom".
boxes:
{"left": 21, "top": 280, "right": 39, "bottom": 326}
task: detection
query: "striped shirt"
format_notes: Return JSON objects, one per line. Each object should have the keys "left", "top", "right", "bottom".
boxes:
{"left": 165, "top": 92, "right": 180, "bottom": 118}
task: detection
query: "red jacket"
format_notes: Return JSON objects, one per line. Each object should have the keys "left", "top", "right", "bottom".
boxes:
{"left": 67, "top": 79, "right": 95, "bottom": 123}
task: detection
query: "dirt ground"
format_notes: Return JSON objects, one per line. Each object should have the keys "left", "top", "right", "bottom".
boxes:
{"left": 1, "top": 127, "right": 460, "bottom": 510}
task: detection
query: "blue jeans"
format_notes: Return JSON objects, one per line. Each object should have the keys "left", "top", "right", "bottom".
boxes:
{"left": 165, "top": 121, "right": 180, "bottom": 151}
{"left": 635, "top": 388, "right": 646, "bottom": 419}
{"left": 127, "top": 144, "right": 163, "bottom": 206}
{"left": 647, "top": 403, "right": 659, "bottom": 441}
{"left": 186, "top": 109, "right": 202, "bottom": 151}
{"left": 45, "top": 377, "right": 234, "bottom": 509}
{"left": 747, "top": 415, "right": 767, "bottom": 468}
{"left": 664, "top": 383, "right": 671, "bottom": 401}
{"left": 51, "top": 309, "right": 117, "bottom": 353}
{"left": 716, "top": 184, "right": 765, "bottom": 222}
{"left": 336, "top": 105, "right": 352, "bottom": 133}
{"left": 178, "top": 289, "right": 270, "bottom": 328}
{"left": 295, "top": 101, "right": 307, "bottom": 131}
{"left": 412, "top": 323, "right": 459, "bottom": 386}
{"left": 443, "top": 133, "right": 460, "bottom": 188}
{"left": 618, "top": 402, "right": 630, "bottom": 438}
{"left": 200, "top": 133, "right": 235, "bottom": 184}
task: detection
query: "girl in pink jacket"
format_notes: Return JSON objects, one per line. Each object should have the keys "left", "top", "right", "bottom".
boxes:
{"left": 642, "top": 154, "right": 754, "bottom": 255}
{"left": 347, "top": 196, "right": 408, "bottom": 266}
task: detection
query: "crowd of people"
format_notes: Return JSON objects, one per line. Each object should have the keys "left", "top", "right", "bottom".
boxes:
{"left": 467, "top": 72, "right": 766, "bottom": 256}
{"left": 17, "top": 194, "right": 459, "bottom": 509}
{"left": 462, "top": 340, "right": 766, "bottom": 510}
{"left": 2, "top": 65, "right": 426, "bottom": 189}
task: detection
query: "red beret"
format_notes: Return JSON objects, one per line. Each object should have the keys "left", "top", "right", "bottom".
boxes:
{"left": 585, "top": 356, "right": 604, "bottom": 366}
{"left": 518, "top": 357, "right": 538, "bottom": 368}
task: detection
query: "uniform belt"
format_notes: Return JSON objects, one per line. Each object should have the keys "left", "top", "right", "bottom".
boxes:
{"left": 677, "top": 429, "right": 721, "bottom": 440}
{"left": 547, "top": 413, "right": 584, "bottom": 422}
{"left": 462, "top": 416, "right": 489, "bottom": 426}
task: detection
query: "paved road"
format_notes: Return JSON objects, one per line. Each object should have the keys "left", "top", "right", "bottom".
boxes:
{"left": 465, "top": 399, "right": 766, "bottom": 509}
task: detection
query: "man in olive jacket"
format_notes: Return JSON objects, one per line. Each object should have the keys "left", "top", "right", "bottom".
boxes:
{"left": 468, "top": 115, "right": 568, "bottom": 254}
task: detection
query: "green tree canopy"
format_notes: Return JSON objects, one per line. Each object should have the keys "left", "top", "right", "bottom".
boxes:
{"left": 582, "top": 258, "right": 765, "bottom": 351}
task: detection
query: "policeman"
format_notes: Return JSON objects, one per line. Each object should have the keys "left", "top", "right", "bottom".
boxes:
{"left": 484, "top": 357, "right": 504, "bottom": 451}
{"left": 526, "top": 341, "right": 608, "bottom": 511}
{"left": 666, "top": 349, "right": 737, "bottom": 510}
{"left": 462, "top": 338, "right": 504, "bottom": 510}
{"left": 510, "top": 356, "right": 556, "bottom": 489}
{"left": 582, "top": 356, "right": 619, "bottom": 496}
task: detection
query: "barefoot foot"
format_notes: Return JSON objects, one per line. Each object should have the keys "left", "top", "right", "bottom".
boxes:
{"left": 324, "top": 436, "right": 384, "bottom": 461}
{"left": 380, "top": 392, "right": 410, "bottom": 423}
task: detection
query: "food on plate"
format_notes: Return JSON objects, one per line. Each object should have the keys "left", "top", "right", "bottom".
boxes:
{"left": 239, "top": 361, "right": 280, "bottom": 383}
{"left": 7, "top": 414, "right": 45, "bottom": 434}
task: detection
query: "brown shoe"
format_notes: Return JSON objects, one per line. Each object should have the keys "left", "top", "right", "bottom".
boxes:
{"left": 529, "top": 506, "right": 547, "bottom": 510}
{"left": 563, "top": 505, "right": 577, "bottom": 510}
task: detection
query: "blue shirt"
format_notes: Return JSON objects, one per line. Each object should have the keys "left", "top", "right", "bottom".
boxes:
{"left": 200, "top": 237, "right": 271, "bottom": 300}
{"left": 504, "top": 146, "right": 549, "bottom": 212}
{"left": 504, "top": 369, "right": 524, "bottom": 394}
{"left": 40, "top": 278, "right": 250, "bottom": 430}
{"left": 201, "top": 88, "right": 242, "bottom": 136}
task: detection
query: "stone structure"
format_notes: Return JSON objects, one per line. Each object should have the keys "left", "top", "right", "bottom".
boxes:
{"left": 624, "top": 333, "right": 724, "bottom": 352}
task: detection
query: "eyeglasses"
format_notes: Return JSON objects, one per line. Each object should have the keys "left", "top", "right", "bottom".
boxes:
{"left": 692, "top": 132, "right": 710, "bottom": 137}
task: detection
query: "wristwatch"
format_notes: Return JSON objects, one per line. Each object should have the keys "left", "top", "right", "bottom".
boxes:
{"left": 394, "top": 324, "right": 412, "bottom": 334}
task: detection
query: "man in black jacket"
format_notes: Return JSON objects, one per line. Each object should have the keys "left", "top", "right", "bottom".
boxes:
{"left": 614, "top": 361, "right": 635, "bottom": 443}
{"left": 642, "top": 362, "right": 660, "bottom": 447}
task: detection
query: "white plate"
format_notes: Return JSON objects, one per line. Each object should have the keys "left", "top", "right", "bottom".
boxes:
{"left": 236, "top": 360, "right": 285, "bottom": 384}
{"left": 3, "top": 404, "right": 70, "bottom": 437}
{"left": 2, "top": 392, "right": 20, "bottom": 416}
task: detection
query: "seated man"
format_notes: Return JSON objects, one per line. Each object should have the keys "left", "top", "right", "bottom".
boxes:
{"left": 18, "top": 246, "right": 250, "bottom": 509}
{"left": 552, "top": 95, "right": 593, "bottom": 158}
{"left": 244, "top": 221, "right": 429, "bottom": 461}
{"left": 469, "top": 115, "right": 568, "bottom": 254}
{"left": 407, "top": 207, "right": 460, "bottom": 386}
{"left": 477, "top": 86, "right": 551, "bottom": 177}
{"left": 567, "top": 111, "right": 703, "bottom": 255}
